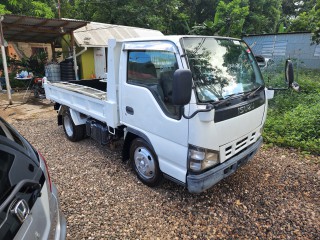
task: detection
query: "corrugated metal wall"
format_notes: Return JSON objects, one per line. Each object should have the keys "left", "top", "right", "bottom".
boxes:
{"left": 243, "top": 33, "right": 320, "bottom": 69}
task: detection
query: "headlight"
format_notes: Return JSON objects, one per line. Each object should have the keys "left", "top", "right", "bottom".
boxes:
{"left": 188, "top": 145, "right": 219, "bottom": 172}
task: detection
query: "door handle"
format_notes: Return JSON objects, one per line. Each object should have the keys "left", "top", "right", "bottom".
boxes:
{"left": 126, "top": 106, "right": 134, "bottom": 115}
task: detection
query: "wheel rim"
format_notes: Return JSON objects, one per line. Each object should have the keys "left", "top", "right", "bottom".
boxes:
{"left": 134, "top": 146, "right": 155, "bottom": 179}
{"left": 64, "top": 115, "right": 74, "bottom": 137}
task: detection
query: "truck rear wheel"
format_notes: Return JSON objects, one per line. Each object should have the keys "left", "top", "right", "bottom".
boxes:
{"left": 62, "top": 110, "right": 86, "bottom": 142}
{"left": 130, "top": 138, "right": 163, "bottom": 187}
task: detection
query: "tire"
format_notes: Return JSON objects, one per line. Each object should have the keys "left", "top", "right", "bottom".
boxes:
{"left": 130, "top": 138, "right": 163, "bottom": 187}
{"left": 62, "top": 110, "right": 86, "bottom": 142}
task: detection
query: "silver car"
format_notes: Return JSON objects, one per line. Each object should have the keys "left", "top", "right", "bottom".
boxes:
{"left": 0, "top": 117, "right": 66, "bottom": 239}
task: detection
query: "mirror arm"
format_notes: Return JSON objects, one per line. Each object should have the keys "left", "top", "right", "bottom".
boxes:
{"left": 267, "top": 86, "right": 289, "bottom": 91}
{"left": 182, "top": 104, "right": 214, "bottom": 119}
{"left": 268, "top": 83, "right": 299, "bottom": 92}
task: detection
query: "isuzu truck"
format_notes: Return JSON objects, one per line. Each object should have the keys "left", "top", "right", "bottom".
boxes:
{"left": 44, "top": 36, "right": 294, "bottom": 193}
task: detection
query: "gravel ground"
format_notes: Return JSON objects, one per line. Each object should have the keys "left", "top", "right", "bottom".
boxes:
{"left": 9, "top": 112, "right": 320, "bottom": 239}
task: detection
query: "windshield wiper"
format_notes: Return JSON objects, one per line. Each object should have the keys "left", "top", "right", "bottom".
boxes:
{"left": 242, "top": 85, "right": 264, "bottom": 100}
{"left": 214, "top": 92, "right": 244, "bottom": 108}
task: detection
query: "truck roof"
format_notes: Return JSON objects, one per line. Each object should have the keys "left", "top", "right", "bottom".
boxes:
{"left": 121, "top": 35, "right": 241, "bottom": 43}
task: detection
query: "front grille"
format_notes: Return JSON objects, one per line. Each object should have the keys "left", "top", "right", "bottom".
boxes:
{"left": 220, "top": 131, "right": 259, "bottom": 163}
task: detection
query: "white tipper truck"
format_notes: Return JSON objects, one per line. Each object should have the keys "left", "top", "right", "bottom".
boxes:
{"left": 44, "top": 36, "right": 294, "bottom": 193}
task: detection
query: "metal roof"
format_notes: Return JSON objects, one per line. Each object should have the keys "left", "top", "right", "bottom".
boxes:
{"left": 0, "top": 14, "right": 88, "bottom": 43}
{"left": 73, "top": 22, "right": 164, "bottom": 47}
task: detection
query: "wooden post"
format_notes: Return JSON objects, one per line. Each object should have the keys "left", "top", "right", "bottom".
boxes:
{"left": 0, "top": 16, "right": 12, "bottom": 105}
{"left": 51, "top": 42, "right": 56, "bottom": 62}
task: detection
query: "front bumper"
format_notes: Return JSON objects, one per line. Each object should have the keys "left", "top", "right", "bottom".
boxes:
{"left": 187, "top": 136, "right": 263, "bottom": 193}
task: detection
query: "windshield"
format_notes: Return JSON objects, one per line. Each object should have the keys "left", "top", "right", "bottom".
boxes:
{"left": 182, "top": 37, "right": 264, "bottom": 102}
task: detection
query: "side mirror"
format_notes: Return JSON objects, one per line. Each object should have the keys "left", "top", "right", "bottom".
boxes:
{"left": 285, "top": 59, "right": 294, "bottom": 87}
{"left": 172, "top": 69, "right": 192, "bottom": 106}
{"left": 266, "top": 59, "right": 299, "bottom": 91}
{"left": 285, "top": 59, "right": 300, "bottom": 91}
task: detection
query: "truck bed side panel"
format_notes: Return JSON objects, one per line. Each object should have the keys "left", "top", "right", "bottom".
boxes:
{"left": 45, "top": 82, "right": 119, "bottom": 128}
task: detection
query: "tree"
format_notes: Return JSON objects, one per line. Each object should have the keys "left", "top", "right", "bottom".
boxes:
{"left": 191, "top": 0, "right": 249, "bottom": 38}
{"left": 286, "top": 0, "right": 320, "bottom": 39}
{"left": 0, "top": 4, "right": 11, "bottom": 15}
{"left": 69, "top": 0, "right": 185, "bottom": 34}
{"left": 282, "top": 0, "right": 302, "bottom": 17}
{"left": 311, "top": 0, "right": 320, "bottom": 43}
{"left": 289, "top": 10, "right": 316, "bottom": 32}
{"left": 216, "top": 0, "right": 249, "bottom": 37}
{"left": 243, "top": 0, "right": 282, "bottom": 34}
{"left": 0, "top": 0, "right": 54, "bottom": 18}
{"left": 282, "top": 0, "right": 317, "bottom": 32}
{"left": 179, "top": 0, "right": 219, "bottom": 33}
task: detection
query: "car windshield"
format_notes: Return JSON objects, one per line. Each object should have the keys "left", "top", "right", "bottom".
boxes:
{"left": 182, "top": 37, "right": 264, "bottom": 102}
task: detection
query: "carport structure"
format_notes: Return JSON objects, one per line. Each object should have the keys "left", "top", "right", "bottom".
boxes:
{"left": 0, "top": 14, "right": 88, "bottom": 104}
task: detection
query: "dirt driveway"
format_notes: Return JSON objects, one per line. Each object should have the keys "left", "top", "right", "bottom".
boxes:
{"left": 0, "top": 91, "right": 55, "bottom": 122}
{"left": 1, "top": 91, "right": 319, "bottom": 239}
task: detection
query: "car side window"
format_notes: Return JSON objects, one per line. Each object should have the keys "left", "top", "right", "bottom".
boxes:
{"left": 127, "top": 50, "right": 179, "bottom": 118}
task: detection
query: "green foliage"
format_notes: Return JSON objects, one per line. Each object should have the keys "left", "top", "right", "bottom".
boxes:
{"left": 312, "top": 0, "right": 320, "bottom": 44}
{"left": 278, "top": 23, "right": 285, "bottom": 33}
{"left": 191, "top": 0, "right": 249, "bottom": 37}
{"left": 0, "top": 4, "right": 11, "bottom": 14}
{"left": 0, "top": 54, "right": 20, "bottom": 72}
{"left": 1, "top": 0, "right": 317, "bottom": 36}
{"left": 263, "top": 69, "right": 320, "bottom": 155}
{"left": 244, "top": 0, "right": 282, "bottom": 34}
{"left": 216, "top": 0, "right": 249, "bottom": 37}
{"left": 68, "top": 0, "right": 184, "bottom": 34}
{"left": 20, "top": 51, "right": 48, "bottom": 76}
{"left": 1, "top": 0, "right": 54, "bottom": 18}
{"left": 288, "top": 10, "right": 317, "bottom": 32}
{"left": 31, "top": 1, "right": 54, "bottom": 18}
{"left": 283, "top": 0, "right": 320, "bottom": 44}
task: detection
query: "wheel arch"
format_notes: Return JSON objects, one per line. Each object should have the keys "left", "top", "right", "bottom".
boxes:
{"left": 57, "top": 105, "right": 69, "bottom": 116}
{"left": 57, "top": 105, "right": 68, "bottom": 125}
{"left": 58, "top": 106, "right": 87, "bottom": 126}
{"left": 122, "top": 127, "right": 155, "bottom": 161}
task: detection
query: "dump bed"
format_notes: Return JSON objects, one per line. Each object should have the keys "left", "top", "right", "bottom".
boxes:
{"left": 48, "top": 81, "right": 107, "bottom": 100}
{"left": 44, "top": 81, "right": 119, "bottom": 128}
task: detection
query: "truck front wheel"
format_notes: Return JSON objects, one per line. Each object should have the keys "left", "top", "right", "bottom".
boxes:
{"left": 130, "top": 138, "right": 163, "bottom": 187}
{"left": 62, "top": 110, "right": 86, "bottom": 142}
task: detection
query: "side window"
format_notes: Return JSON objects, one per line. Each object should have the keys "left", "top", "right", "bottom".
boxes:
{"left": 127, "top": 50, "right": 179, "bottom": 117}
